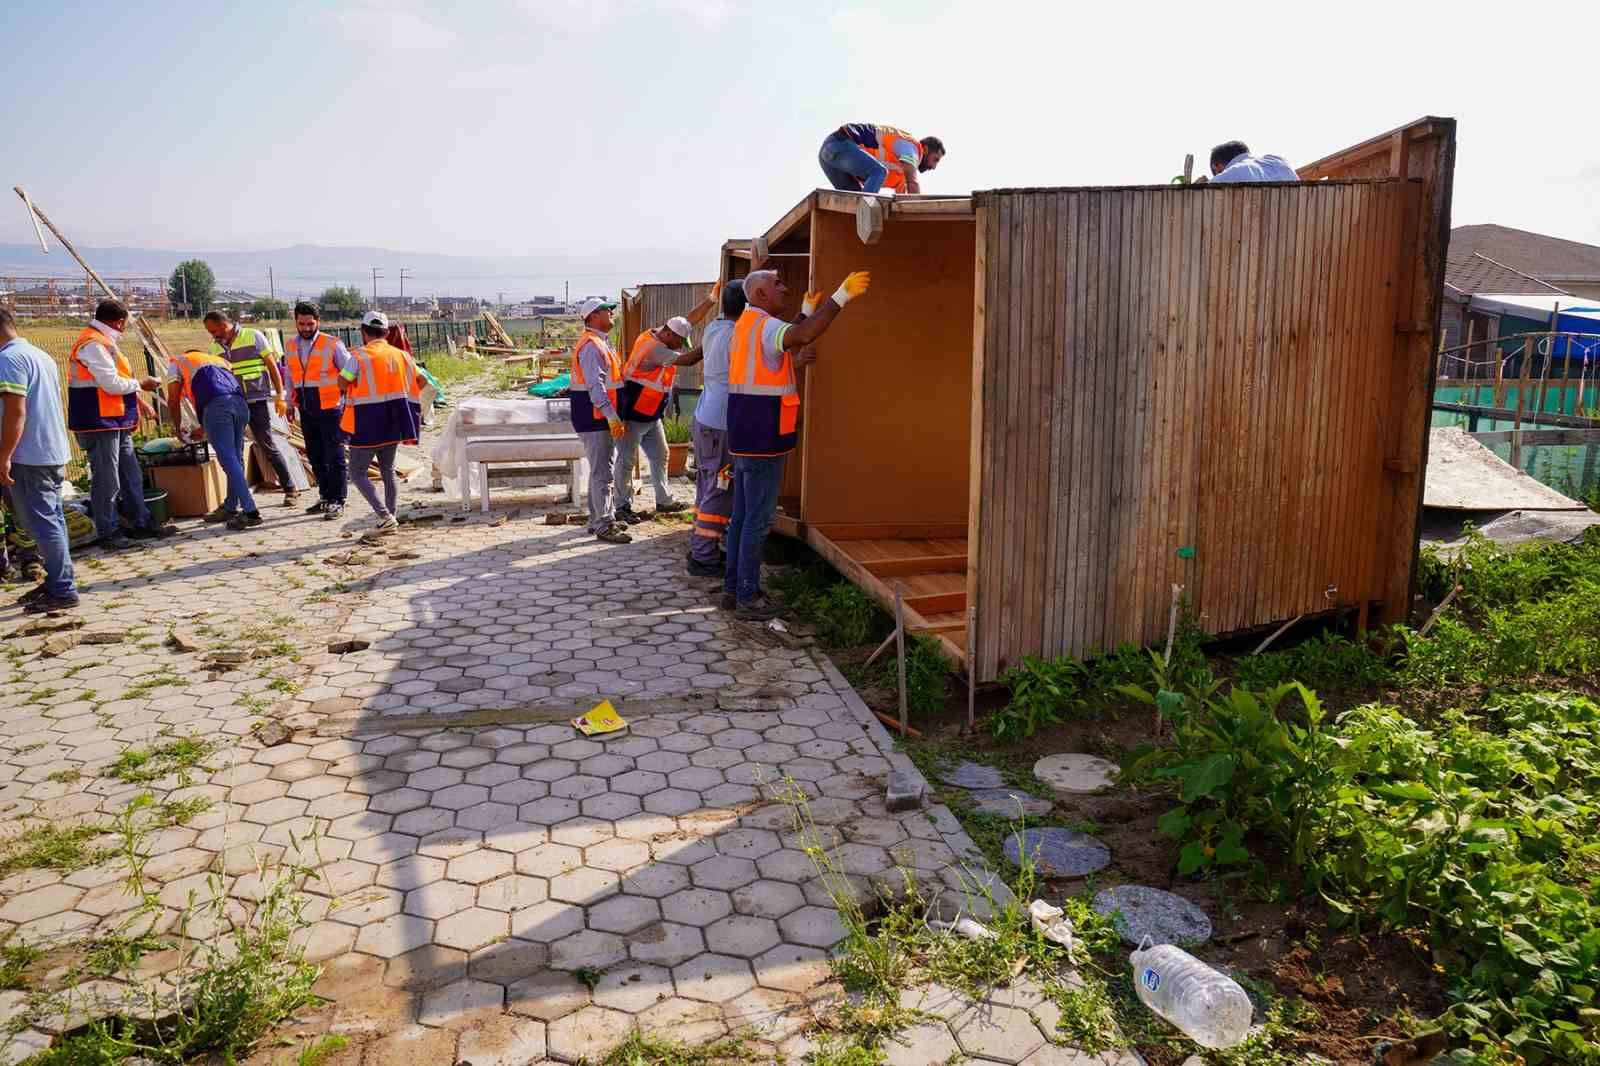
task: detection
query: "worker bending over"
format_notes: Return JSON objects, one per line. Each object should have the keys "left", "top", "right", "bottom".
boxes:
{"left": 203, "top": 311, "right": 297, "bottom": 506}
{"left": 687, "top": 280, "right": 745, "bottom": 577}
{"left": 569, "top": 298, "right": 631, "bottom": 545}
{"left": 284, "top": 302, "right": 354, "bottom": 520}
{"left": 1208, "top": 140, "right": 1298, "bottom": 183}
{"left": 167, "top": 348, "right": 258, "bottom": 530}
{"left": 724, "top": 268, "right": 870, "bottom": 618}
{"left": 819, "top": 124, "right": 945, "bottom": 195}
{"left": 67, "top": 299, "right": 166, "bottom": 549}
{"left": 339, "top": 311, "right": 425, "bottom": 533}
{"left": 615, "top": 286, "right": 718, "bottom": 523}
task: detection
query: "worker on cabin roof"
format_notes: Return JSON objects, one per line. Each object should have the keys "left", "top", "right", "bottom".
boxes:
{"left": 339, "top": 311, "right": 425, "bottom": 534}
{"left": 615, "top": 286, "right": 717, "bottom": 526}
{"left": 686, "top": 281, "right": 746, "bottom": 578}
{"left": 570, "top": 297, "right": 631, "bottom": 545}
{"left": 203, "top": 310, "right": 298, "bottom": 508}
{"left": 819, "top": 124, "right": 945, "bottom": 195}
{"left": 166, "top": 348, "right": 257, "bottom": 531}
{"left": 723, "top": 267, "right": 870, "bottom": 619}
{"left": 284, "top": 301, "right": 356, "bottom": 521}
{"left": 67, "top": 298, "right": 170, "bottom": 550}
{"left": 1207, "top": 140, "right": 1299, "bottom": 184}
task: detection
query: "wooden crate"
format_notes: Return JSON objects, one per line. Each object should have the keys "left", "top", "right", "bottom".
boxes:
{"left": 736, "top": 117, "right": 1455, "bottom": 682}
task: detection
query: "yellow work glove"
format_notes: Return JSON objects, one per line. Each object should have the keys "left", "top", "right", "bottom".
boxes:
{"left": 800, "top": 290, "right": 825, "bottom": 317}
{"left": 273, "top": 396, "right": 287, "bottom": 417}
{"left": 832, "top": 271, "right": 871, "bottom": 307}
{"left": 607, "top": 418, "right": 626, "bottom": 441}
{"left": 708, "top": 280, "right": 721, "bottom": 303}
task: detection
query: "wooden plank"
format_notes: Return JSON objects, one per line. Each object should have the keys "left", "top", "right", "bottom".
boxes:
{"left": 812, "top": 523, "right": 969, "bottom": 541}
{"left": 890, "top": 198, "right": 975, "bottom": 218}
{"left": 968, "top": 196, "right": 991, "bottom": 679}
{"left": 905, "top": 592, "right": 966, "bottom": 616}
{"left": 861, "top": 554, "right": 967, "bottom": 578}
{"left": 1429, "top": 402, "right": 1600, "bottom": 430}
{"left": 1472, "top": 428, "right": 1600, "bottom": 445}
{"left": 762, "top": 193, "right": 817, "bottom": 252}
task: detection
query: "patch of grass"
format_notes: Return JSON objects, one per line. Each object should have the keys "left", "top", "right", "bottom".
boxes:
{"left": 81, "top": 930, "right": 169, "bottom": 979}
{"left": 46, "top": 768, "right": 83, "bottom": 785}
{"left": 295, "top": 1036, "right": 349, "bottom": 1066}
{"left": 24, "top": 686, "right": 60, "bottom": 706}
{"left": 0, "top": 941, "right": 42, "bottom": 991}
{"left": 155, "top": 797, "right": 213, "bottom": 827}
{"left": 105, "top": 736, "right": 215, "bottom": 785}
{"left": 420, "top": 350, "right": 482, "bottom": 388}
{"left": 771, "top": 564, "right": 890, "bottom": 648}
{"left": 600, "top": 1030, "right": 767, "bottom": 1065}
{"left": 124, "top": 668, "right": 182, "bottom": 698}
{"left": 0, "top": 821, "right": 114, "bottom": 876}
{"left": 848, "top": 636, "right": 951, "bottom": 716}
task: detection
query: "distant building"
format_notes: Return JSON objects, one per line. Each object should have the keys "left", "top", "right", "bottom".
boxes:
{"left": 1443, "top": 225, "right": 1600, "bottom": 349}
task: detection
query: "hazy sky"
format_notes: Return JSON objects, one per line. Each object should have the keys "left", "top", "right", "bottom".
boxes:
{"left": 6, "top": 0, "right": 1598, "bottom": 265}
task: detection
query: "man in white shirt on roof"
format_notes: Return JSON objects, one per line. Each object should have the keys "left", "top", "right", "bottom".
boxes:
{"left": 66, "top": 299, "right": 167, "bottom": 550}
{"left": 1207, "top": 140, "right": 1299, "bottom": 184}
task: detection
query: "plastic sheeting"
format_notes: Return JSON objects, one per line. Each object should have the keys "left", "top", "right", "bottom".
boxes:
{"left": 429, "top": 397, "right": 575, "bottom": 498}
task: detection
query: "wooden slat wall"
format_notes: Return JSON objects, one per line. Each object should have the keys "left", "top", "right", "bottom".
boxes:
{"left": 969, "top": 180, "right": 1408, "bottom": 680}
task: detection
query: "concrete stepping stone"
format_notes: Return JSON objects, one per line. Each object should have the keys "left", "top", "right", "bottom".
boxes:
{"left": 966, "top": 788, "right": 1053, "bottom": 819}
{"left": 1033, "top": 753, "right": 1119, "bottom": 796}
{"left": 1003, "top": 828, "right": 1110, "bottom": 878}
{"left": 1093, "top": 885, "right": 1212, "bottom": 946}
{"left": 937, "top": 761, "right": 1005, "bottom": 790}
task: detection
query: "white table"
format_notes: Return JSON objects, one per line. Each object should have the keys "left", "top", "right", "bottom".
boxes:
{"left": 436, "top": 398, "right": 588, "bottom": 513}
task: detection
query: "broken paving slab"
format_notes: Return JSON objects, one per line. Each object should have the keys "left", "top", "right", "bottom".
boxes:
{"left": 1033, "top": 753, "right": 1119, "bottom": 797}
{"left": 1093, "top": 885, "right": 1212, "bottom": 947}
{"left": 936, "top": 761, "right": 1005, "bottom": 790}
{"left": 885, "top": 770, "right": 924, "bottom": 812}
{"left": 1004, "top": 827, "right": 1111, "bottom": 878}
{"left": 966, "top": 787, "right": 1052, "bottom": 819}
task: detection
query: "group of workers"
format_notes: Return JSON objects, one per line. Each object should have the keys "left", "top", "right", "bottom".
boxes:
{"left": 568, "top": 265, "right": 870, "bottom": 619}
{"left": 0, "top": 299, "right": 427, "bottom": 614}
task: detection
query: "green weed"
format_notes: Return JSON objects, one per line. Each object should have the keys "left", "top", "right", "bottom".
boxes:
{"left": 0, "top": 941, "right": 42, "bottom": 991}
{"left": 600, "top": 1030, "right": 766, "bottom": 1065}
{"left": 295, "top": 1035, "right": 349, "bottom": 1066}
{"left": 0, "top": 821, "right": 114, "bottom": 876}
{"left": 770, "top": 564, "right": 889, "bottom": 647}
{"left": 105, "top": 737, "right": 215, "bottom": 785}
{"left": 1230, "top": 631, "right": 1392, "bottom": 692}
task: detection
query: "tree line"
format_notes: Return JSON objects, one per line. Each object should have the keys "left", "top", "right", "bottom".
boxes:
{"left": 167, "top": 259, "right": 365, "bottom": 320}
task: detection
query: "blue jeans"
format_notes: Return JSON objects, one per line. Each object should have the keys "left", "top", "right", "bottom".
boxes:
{"left": 9, "top": 464, "right": 76, "bottom": 599}
{"left": 819, "top": 133, "right": 888, "bottom": 193}
{"left": 202, "top": 394, "right": 256, "bottom": 514}
{"left": 75, "top": 429, "right": 149, "bottom": 537}
{"left": 724, "top": 455, "right": 784, "bottom": 603}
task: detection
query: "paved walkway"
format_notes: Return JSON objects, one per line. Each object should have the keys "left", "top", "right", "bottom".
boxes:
{"left": 0, "top": 425, "right": 1130, "bottom": 1066}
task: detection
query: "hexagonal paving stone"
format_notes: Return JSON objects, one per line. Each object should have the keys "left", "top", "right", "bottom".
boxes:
{"left": 672, "top": 952, "right": 755, "bottom": 1003}
{"left": 550, "top": 928, "right": 627, "bottom": 971}
{"left": 628, "top": 920, "right": 705, "bottom": 967}
{"left": 549, "top": 816, "right": 614, "bottom": 849}
{"left": 580, "top": 792, "right": 642, "bottom": 821}
{"left": 586, "top": 838, "right": 650, "bottom": 873}
{"left": 417, "top": 977, "right": 503, "bottom": 1027}
{"left": 689, "top": 855, "right": 758, "bottom": 891}
{"left": 447, "top": 849, "right": 513, "bottom": 885}
{"left": 778, "top": 906, "right": 848, "bottom": 948}
{"left": 0, "top": 884, "right": 83, "bottom": 924}
{"left": 592, "top": 961, "right": 673, "bottom": 1014}
{"left": 435, "top": 907, "right": 509, "bottom": 952}
{"left": 705, "top": 914, "right": 781, "bottom": 958}
{"left": 883, "top": 1022, "right": 962, "bottom": 1066}
{"left": 751, "top": 943, "right": 832, "bottom": 994}
{"left": 404, "top": 880, "right": 477, "bottom": 920}
{"left": 637, "top": 995, "right": 728, "bottom": 1045}
{"left": 477, "top": 874, "right": 547, "bottom": 912}
{"left": 433, "top": 784, "right": 490, "bottom": 811}
{"left": 468, "top": 938, "right": 550, "bottom": 986}
{"left": 723, "top": 986, "right": 808, "bottom": 1041}
{"left": 507, "top": 968, "right": 590, "bottom": 1021}
{"left": 731, "top": 880, "right": 806, "bottom": 920}
{"left": 549, "top": 866, "right": 619, "bottom": 904}
{"left": 455, "top": 1013, "right": 548, "bottom": 1066}
{"left": 588, "top": 894, "right": 660, "bottom": 935}
{"left": 953, "top": 1003, "right": 1046, "bottom": 1064}
{"left": 509, "top": 900, "right": 585, "bottom": 943}
{"left": 383, "top": 943, "right": 469, "bottom": 991}
{"left": 661, "top": 888, "right": 733, "bottom": 928}
{"left": 642, "top": 788, "right": 701, "bottom": 816}
{"left": 354, "top": 913, "right": 433, "bottom": 958}
{"left": 546, "top": 1005, "right": 632, "bottom": 1063}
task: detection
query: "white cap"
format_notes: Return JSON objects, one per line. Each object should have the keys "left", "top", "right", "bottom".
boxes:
{"left": 361, "top": 310, "right": 389, "bottom": 330}
{"left": 575, "top": 297, "right": 617, "bottom": 321}
{"left": 664, "top": 316, "right": 692, "bottom": 340}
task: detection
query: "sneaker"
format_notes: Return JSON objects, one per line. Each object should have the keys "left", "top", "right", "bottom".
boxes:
{"left": 226, "top": 510, "right": 264, "bottom": 531}
{"left": 656, "top": 500, "right": 689, "bottom": 514}
{"left": 734, "top": 594, "right": 782, "bottom": 621}
{"left": 99, "top": 535, "right": 138, "bottom": 551}
{"left": 16, "top": 584, "right": 48, "bottom": 605}
{"left": 614, "top": 506, "right": 645, "bottom": 525}
{"left": 719, "top": 592, "right": 736, "bottom": 610}
{"left": 595, "top": 523, "right": 633, "bottom": 545}
{"left": 305, "top": 500, "right": 327, "bottom": 515}
{"left": 323, "top": 503, "right": 343, "bottom": 521}
{"left": 126, "top": 522, "right": 178, "bottom": 540}
{"left": 203, "top": 507, "right": 237, "bottom": 524}
{"left": 375, "top": 514, "right": 400, "bottom": 533}
{"left": 24, "top": 593, "right": 79, "bottom": 614}
{"left": 686, "top": 557, "right": 723, "bottom": 578}
{"left": 283, "top": 490, "right": 300, "bottom": 506}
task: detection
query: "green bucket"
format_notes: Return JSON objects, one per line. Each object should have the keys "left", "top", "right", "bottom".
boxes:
{"left": 145, "top": 489, "right": 171, "bottom": 526}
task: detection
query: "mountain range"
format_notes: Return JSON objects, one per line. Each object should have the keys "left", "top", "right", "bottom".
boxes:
{"left": 0, "top": 242, "right": 714, "bottom": 303}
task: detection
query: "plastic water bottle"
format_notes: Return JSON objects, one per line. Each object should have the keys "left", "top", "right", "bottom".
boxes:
{"left": 1130, "top": 943, "right": 1253, "bottom": 1049}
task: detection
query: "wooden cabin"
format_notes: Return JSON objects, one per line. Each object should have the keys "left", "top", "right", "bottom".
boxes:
{"left": 619, "top": 281, "right": 715, "bottom": 396}
{"left": 732, "top": 117, "right": 1456, "bottom": 682}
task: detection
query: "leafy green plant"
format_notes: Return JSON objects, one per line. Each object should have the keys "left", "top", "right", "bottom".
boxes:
{"left": 105, "top": 736, "right": 215, "bottom": 785}
{"left": 1230, "top": 631, "right": 1392, "bottom": 692}
{"left": 0, "top": 940, "right": 42, "bottom": 991}
{"left": 991, "top": 656, "right": 1081, "bottom": 740}
{"left": 0, "top": 821, "right": 114, "bottom": 876}
{"left": 662, "top": 415, "right": 692, "bottom": 445}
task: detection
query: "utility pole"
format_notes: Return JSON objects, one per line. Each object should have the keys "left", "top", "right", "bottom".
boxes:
{"left": 497, "top": 291, "right": 505, "bottom": 309}
{"left": 181, "top": 272, "right": 188, "bottom": 318}
{"left": 371, "top": 267, "right": 383, "bottom": 305}
{"left": 268, "top": 267, "right": 275, "bottom": 307}
{"left": 399, "top": 267, "right": 411, "bottom": 304}
{"left": 565, "top": 280, "right": 569, "bottom": 307}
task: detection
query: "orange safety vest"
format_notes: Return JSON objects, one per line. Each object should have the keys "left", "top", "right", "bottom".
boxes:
{"left": 569, "top": 329, "right": 621, "bottom": 433}
{"left": 339, "top": 339, "right": 421, "bottom": 447}
{"left": 725, "top": 307, "right": 798, "bottom": 457}
{"left": 170, "top": 350, "right": 233, "bottom": 408}
{"left": 284, "top": 332, "right": 344, "bottom": 411}
{"left": 66, "top": 325, "right": 138, "bottom": 432}
{"left": 868, "top": 125, "right": 922, "bottom": 191}
{"left": 621, "top": 330, "right": 678, "bottom": 421}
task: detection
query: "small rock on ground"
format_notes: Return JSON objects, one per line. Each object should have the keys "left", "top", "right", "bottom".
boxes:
{"left": 966, "top": 788, "right": 1053, "bottom": 819}
{"left": 1094, "top": 885, "right": 1212, "bottom": 947}
{"left": 1004, "top": 827, "right": 1111, "bottom": 878}
{"left": 1033, "top": 752, "right": 1119, "bottom": 796}
{"left": 937, "top": 761, "right": 1005, "bottom": 789}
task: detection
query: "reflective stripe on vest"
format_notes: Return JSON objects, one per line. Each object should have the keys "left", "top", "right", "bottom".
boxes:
{"left": 210, "top": 327, "right": 272, "bottom": 398}
{"left": 67, "top": 326, "right": 138, "bottom": 432}
{"left": 339, "top": 341, "right": 418, "bottom": 446}
{"left": 569, "top": 330, "right": 620, "bottom": 431}
{"left": 726, "top": 308, "right": 798, "bottom": 457}
{"left": 622, "top": 331, "right": 677, "bottom": 419}
{"left": 285, "top": 333, "right": 343, "bottom": 410}
{"left": 172, "top": 351, "right": 232, "bottom": 409}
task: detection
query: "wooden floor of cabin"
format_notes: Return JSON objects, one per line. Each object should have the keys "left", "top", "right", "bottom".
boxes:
{"left": 801, "top": 527, "right": 971, "bottom": 667}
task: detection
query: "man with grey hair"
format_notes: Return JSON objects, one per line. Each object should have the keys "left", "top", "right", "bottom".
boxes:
{"left": 723, "top": 266, "right": 870, "bottom": 618}
{"left": 569, "top": 297, "right": 631, "bottom": 544}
